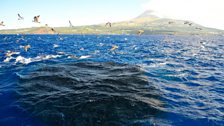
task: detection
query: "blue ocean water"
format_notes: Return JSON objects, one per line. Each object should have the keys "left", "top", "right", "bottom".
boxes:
{"left": 0, "top": 34, "right": 223, "bottom": 126}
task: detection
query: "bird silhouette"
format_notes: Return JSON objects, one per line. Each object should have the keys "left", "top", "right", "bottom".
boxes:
{"left": 188, "top": 23, "right": 193, "bottom": 26}
{"left": 110, "top": 45, "right": 119, "bottom": 51}
{"left": 24, "top": 45, "right": 31, "bottom": 52}
{"left": 0, "top": 21, "right": 5, "bottom": 26}
{"left": 105, "top": 22, "right": 112, "bottom": 27}
{"left": 184, "top": 21, "right": 190, "bottom": 24}
{"left": 168, "top": 21, "right": 174, "bottom": 24}
{"left": 137, "top": 30, "right": 144, "bottom": 35}
{"left": 33, "top": 15, "right": 40, "bottom": 23}
{"left": 69, "top": 20, "right": 74, "bottom": 27}
{"left": 195, "top": 27, "right": 202, "bottom": 30}
{"left": 51, "top": 28, "right": 56, "bottom": 33}
{"left": 18, "top": 14, "right": 24, "bottom": 20}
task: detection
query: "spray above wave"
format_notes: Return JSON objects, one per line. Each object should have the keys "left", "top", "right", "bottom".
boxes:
{"left": 16, "top": 62, "right": 164, "bottom": 125}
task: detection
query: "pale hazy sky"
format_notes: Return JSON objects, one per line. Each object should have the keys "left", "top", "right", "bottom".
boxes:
{"left": 0, "top": 0, "right": 223, "bottom": 30}
{"left": 143, "top": 0, "right": 224, "bottom": 30}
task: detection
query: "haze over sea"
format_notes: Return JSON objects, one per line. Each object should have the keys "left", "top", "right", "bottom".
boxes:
{"left": 0, "top": 34, "right": 223, "bottom": 126}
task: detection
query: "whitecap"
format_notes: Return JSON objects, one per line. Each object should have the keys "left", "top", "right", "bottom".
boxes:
{"left": 57, "top": 52, "right": 66, "bottom": 55}
{"left": 15, "top": 56, "right": 32, "bottom": 64}
{"left": 42, "top": 55, "right": 61, "bottom": 59}
{"left": 97, "top": 43, "right": 104, "bottom": 47}
{"left": 79, "top": 55, "right": 91, "bottom": 59}
{"left": 32, "top": 55, "right": 62, "bottom": 62}
{"left": 53, "top": 44, "right": 59, "bottom": 48}
{"left": 3, "top": 57, "right": 14, "bottom": 62}
{"left": 140, "top": 62, "right": 167, "bottom": 68}
{"left": 14, "top": 55, "right": 62, "bottom": 65}
{"left": 67, "top": 55, "right": 78, "bottom": 59}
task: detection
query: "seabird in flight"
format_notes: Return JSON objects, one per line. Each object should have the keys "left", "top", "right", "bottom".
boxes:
{"left": 33, "top": 15, "right": 40, "bottom": 23}
{"left": 51, "top": 28, "right": 56, "bottom": 33}
{"left": 0, "top": 21, "right": 5, "bottom": 26}
{"left": 168, "top": 21, "right": 174, "bottom": 24}
{"left": 110, "top": 45, "right": 119, "bottom": 51}
{"left": 184, "top": 21, "right": 193, "bottom": 26}
{"left": 195, "top": 27, "right": 202, "bottom": 30}
{"left": 137, "top": 30, "right": 144, "bottom": 35}
{"left": 69, "top": 20, "right": 74, "bottom": 27}
{"left": 105, "top": 22, "right": 112, "bottom": 27}
{"left": 24, "top": 45, "right": 31, "bottom": 52}
{"left": 18, "top": 14, "right": 24, "bottom": 20}
{"left": 184, "top": 21, "right": 190, "bottom": 24}
{"left": 51, "top": 28, "right": 55, "bottom": 32}
{"left": 188, "top": 23, "right": 193, "bottom": 26}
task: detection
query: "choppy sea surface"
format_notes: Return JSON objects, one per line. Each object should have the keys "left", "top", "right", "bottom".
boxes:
{"left": 0, "top": 34, "right": 223, "bottom": 126}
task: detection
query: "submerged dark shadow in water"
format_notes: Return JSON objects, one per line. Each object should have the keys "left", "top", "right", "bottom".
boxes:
{"left": 17, "top": 62, "right": 164, "bottom": 126}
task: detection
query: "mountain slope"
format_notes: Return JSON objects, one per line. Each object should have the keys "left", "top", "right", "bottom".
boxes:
{"left": 0, "top": 10, "right": 223, "bottom": 35}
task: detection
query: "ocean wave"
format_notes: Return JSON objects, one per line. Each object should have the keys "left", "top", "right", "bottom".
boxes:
{"left": 16, "top": 62, "right": 164, "bottom": 125}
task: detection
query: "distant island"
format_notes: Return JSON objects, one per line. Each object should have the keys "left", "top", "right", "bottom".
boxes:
{"left": 0, "top": 11, "right": 223, "bottom": 35}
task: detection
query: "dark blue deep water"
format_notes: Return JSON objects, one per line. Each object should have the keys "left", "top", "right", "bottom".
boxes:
{"left": 0, "top": 34, "right": 223, "bottom": 126}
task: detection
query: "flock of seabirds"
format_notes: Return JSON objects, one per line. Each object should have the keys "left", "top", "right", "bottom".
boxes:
{"left": 0, "top": 14, "right": 145, "bottom": 35}
{"left": 0, "top": 14, "right": 125, "bottom": 63}
{"left": 0, "top": 13, "right": 204, "bottom": 64}
{"left": 0, "top": 13, "right": 203, "bottom": 35}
